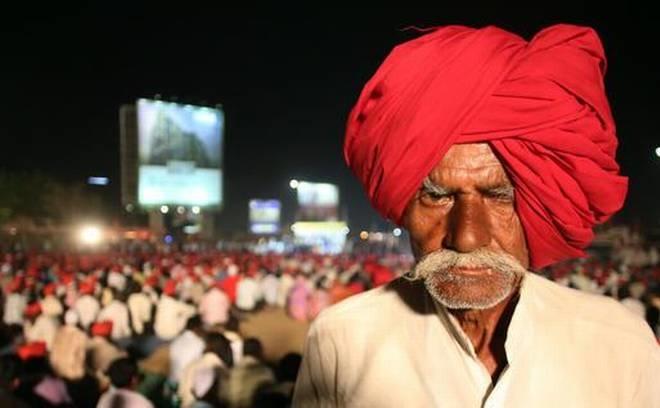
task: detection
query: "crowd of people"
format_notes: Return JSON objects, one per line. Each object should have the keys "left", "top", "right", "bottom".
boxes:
{"left": 0, "top": 248, "right": 411, "bottom": 407}
{"left": 0, "top": 239, "right": 657, "bottom": 407}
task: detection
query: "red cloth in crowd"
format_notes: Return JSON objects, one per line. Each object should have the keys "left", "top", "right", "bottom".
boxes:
{"left": 163, "top": 279, "right": 178, "bottom": 296}
{"left": 91, "top": 321, "right": 113, "bottom": 337}
{"left": 6, "top": 276, "right": 23, "bottom": 293}
{"left": 59, "top": 273, "right": 74, "bottom": 286}
{"left": 17, "top": 341, "right": 47, "bottom": 360}
{"left": 42, "top": 283, "right": 57, "bottom": 296}
{"left": 220, "top": 274, "right": 240, "bottom": 303}
{"left": 78, "top": 281, "right": 95, "bottom": 295}
{"left": 144, "top": 275, "right": 159, "bottom": 287}
{"left": 26, "top": 265, "right": 40, "bottom": 278}
{"left": 24, "top": 302, "right": 42, "bottom": 318}
{"left": 344, "top": 24, "right": 627, "bottom": 268}
{"left": 372, "top": 266, "right": 395, "bottom": 287}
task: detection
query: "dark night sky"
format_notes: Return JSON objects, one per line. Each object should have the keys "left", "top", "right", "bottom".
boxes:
{"left": 1, "top": 5, "right": 659, "bottom": 233}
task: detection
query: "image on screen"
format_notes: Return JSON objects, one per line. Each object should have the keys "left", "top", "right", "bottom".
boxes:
{"left": 137, "top": 99, "right": 224, "bottom": 207}
{"left": 296, "top": 182, "right": 339, "bottom": 221}
{"left": 249, "top": 199, "right": 281, "bottom": 234}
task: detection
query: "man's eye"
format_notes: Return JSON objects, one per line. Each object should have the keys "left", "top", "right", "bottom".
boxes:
{"left": 486, "top": 191, "right": 514, "bottom": 203}
{"left": 420, "top": 191, "right": 453, "bottom": 206}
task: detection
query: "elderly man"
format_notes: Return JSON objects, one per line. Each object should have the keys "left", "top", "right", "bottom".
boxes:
{"left": 293, "top": 25, "right": 660, "bottom": 407}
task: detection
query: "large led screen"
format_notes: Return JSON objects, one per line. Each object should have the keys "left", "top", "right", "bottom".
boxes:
{"left": 296, "top": 181, "right": 339, "bottom": 221}
{"left": 137, "top": 99, "right": 223, "bottom": 207}
{"left": 249, "top": 199, "right": 281, "bottom": 234}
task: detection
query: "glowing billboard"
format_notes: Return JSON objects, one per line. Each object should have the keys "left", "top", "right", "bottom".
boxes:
{"left": 296, "top": 181, "right": 339, "bottom": 221}
{"left": 290, "top": 221, "right": 349, "bottom": 254}
{"left": 137, "top": 99, "right": 223, "bottom": 207}
{"left": 249, "top": 199, "right": 281, "bottom": 234}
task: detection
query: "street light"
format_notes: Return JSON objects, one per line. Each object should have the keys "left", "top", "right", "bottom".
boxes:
{"left": 655, "top": 146, "right": 660, "bottom": 158}
{"left": 160, "top": 205, "right": 169, "bottom": 214}
{"left": 289, "top": 179, "right": 299, "bottom": 189}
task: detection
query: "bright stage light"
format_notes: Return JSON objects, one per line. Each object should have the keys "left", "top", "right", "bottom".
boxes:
{"left": 79, "top": 225, "right": 103, "bottom": 246}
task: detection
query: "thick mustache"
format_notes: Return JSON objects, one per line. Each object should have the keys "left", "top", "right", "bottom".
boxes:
{"left": 410, "top": 248, "right": 525, "bottom": 279}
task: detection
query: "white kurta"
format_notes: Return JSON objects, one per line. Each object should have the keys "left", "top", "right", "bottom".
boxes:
{"left": 293, "top": 273, "right": 660, "bottom": 407}
{"left": 236, "top": 277, "right": 262, "bottom": 311}
{"left": 97, "top": 300, "right": 132, "bottom": 340}
{"left": 261, "top": 274, "right": 280, "bottom": 306}
{"left": 154, "top": 295, "right": 196, "bottom": 340}
{"left": 40, "top": 295, "right": 63, "bottom": 317}
{"left": 3, "top": 293, "right": 26, "bottom": 325}
{"left": 24, "top": 315, "right": 60, "bottom": 350}
{"left": 169, "top": 330, "right": 206, "bottom": 383}
{"left": 128, "top": 292, "right": 153, "bottom": 335}
{"left": 73, "top": 295, "right": 100, "bottom": 330}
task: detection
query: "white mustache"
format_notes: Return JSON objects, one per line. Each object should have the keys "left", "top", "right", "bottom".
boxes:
{"left": 409, "top": 248, "right": 526, "bottom": 281}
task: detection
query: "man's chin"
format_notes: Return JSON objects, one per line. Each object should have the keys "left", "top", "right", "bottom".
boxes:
{"left": 424, "top": 276, "right": 515, "bottom": 310}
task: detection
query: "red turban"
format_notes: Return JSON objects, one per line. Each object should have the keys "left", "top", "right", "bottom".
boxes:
{"left": 344, "top": 24, "right": 627, "bottom": 268}
{"left": 78, "top": 281, "right": 95, "bottom": 295}
{"left": 6, "top": 276, "right": 23, "bottom": 293}
{"left": 163, "top": 279, "right": 178, "bottom": 296}
{"left": 91, "top": 321, "right": 113, "bottom": 337}
{"left": 17, "top": 341, "right": 47, "bottom": 360}
{"left": 42, "top": 283, "right": 57, "bottom": 296}
{"left": 24, "top": 302, "right": 42, "bottom": 318}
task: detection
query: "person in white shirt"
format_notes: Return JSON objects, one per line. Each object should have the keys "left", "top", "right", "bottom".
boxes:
{"left": 154, "top": 294, "right": 196, "bottom": 340}
{"left": 107, "top": 270, "right": 127, "bottom": 293}
{"left": 295, "top": 25, "right": 660, "bottom": 407}
{"left": 127, "top": 290, "right": 153, "bottom": 335}
{"left": 168, "top": 315, "right": 206, "bottom": 384}
{"left": 276, "top": 272, "right": 295, "bottom": 308}
{"left": 24, "top": 312, "right": 60, "bottom": 350}
{"left": 261, "top": 272, "right": 280, "bottom": 306}
{"left": 97, "top": 296, "right": 132, "bottom": 341}
{"left": 40, "top": 283, "right": 63, "bottom": 317}
{"left": 236, "top": 274, "right": 262, "bottom": 312}
{"left": 40, "top": 294, "right": 63, "bottom": 318}
{"left": 178, "top": 332, "right": 233, "bottom": 408}
{"left": 49, "top": 310, "right": 88, "bottom": 381}
{"left": 3, "top": 290, "right": 26, "bottom": 325}
{"left": 73, "top": 285, "right": 100, "bottom": 330}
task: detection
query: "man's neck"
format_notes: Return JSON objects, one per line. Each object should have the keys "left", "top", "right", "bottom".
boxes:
{"left": 449, "top": 292, "right": 520, "bottom": 381}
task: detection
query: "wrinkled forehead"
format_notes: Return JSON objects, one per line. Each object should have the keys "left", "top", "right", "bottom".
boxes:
{"left": 427, "top": 143, "right": 511, "bottom": 185}
{"left": 439, "top": 143, "right": 502, "bottom": 168}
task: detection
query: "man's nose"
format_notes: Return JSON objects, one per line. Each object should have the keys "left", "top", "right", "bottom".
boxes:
{"left": 442, "top": 195, "right": 491, "bottom": 253}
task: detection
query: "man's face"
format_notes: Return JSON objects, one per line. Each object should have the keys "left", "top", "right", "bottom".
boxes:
{"left": 403, "top": 143, "right": 529, "bottom": 309}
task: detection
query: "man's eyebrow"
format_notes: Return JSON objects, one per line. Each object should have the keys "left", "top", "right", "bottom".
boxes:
{"left": 421, "top": 177, "right": 455, "bottom": 195}
{"left": 479, "top": 184, "right": 515, "bottom": 196}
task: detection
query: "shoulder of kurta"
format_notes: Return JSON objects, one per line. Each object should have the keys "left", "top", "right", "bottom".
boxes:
{"left": 528, "top": 273, "right": 657, "bottom": 347}
{"left": 315, "top": 280, "right": 412, "bottom": 324}
{"left": 309, "top": 278, "right": 426, "bottom": 348}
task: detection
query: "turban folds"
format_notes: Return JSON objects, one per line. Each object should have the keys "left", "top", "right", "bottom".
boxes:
{"left": 344, "top": 24, "right": 627, "bottom": 268}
